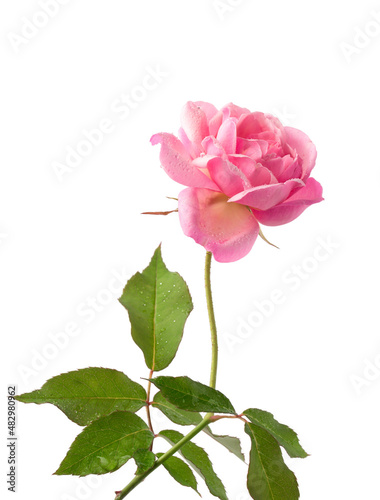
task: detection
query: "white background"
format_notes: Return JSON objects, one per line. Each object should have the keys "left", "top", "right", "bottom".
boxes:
{"left": 1, "top": 1, "right": 380, "bottom": 499}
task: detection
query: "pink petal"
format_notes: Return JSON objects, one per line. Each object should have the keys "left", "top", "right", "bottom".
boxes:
{"left": 284, "top": 127, "right": 317, "bottom": 180}
{"left": 178, "top": 188, "right": 260, "bottom": 263}
{"left": 228, "top": 155, "right": 276, "bottom": 186}
{"left": 249, "top": 165, "right": 278, "bottom": 186}
{"left": 237, "top": 112, "right": 266, "bottom": 137}
{"left": 150, "top": 133, "right": 218, "bottom": 190}
{"left": 261, "top": 154, "right": 302, "bottom": 182}
{"left": 236, "top": 138, "right": 267, "bottom": 158}
{"left": 229, "top": 179, "right": 304, "bottom": 211}
{"left": 180, "top": 102, "right": 209, "bottom": 155}
{"left": 221, "top": 103, "right": 251, "bottom": 120}
{"left": 194, "top": 101, "right": 218, "bottom": 123}
{"left": 253, "top": 177, "right": 323, "bottom": 226}
{"left": 192, "top": 155, "right": 216, "bottom": 169}
{"left": 208, "top": 110, "right": 223, "bottom": 137}
{"left": 216, "top": 119, "right": 237, "bottom": 154}
{"left": 237, "top": 112, "right": 284, "bottom": 140}
{"left": 201, "top": 136, "right": 225, "bottom": 157}
{"left": 178, "top": 127, "right": 196, "bottom": 158}
{"left": 277, "top": 156, "right": 302, "bottom": 182}
{"left": 207, "top": 157, "right": 250, "bottom": 197}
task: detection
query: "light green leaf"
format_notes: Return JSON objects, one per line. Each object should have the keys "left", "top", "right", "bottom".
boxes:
{"left": 156, "top": 453, "right": 200, "bottom": 495}
{"left": 150, "top": 376, "right": 236, "bottom": 414}
{"left": 134, "top": 449, "right": 156, "bottom": 475}
{"left": 243, "top": 409, "right": 308, "bottom": 458}
{"left": 244, "top": 422, "right": 299, "bottom": 500}
{"left": 15, "top": 368, "right": 146, "bottom": 426}
{"left": 119, "top": 245, "right": 193, "bottom": 372}
{"left": 160, "top": 429, "right": 228, "bottom": 500}
{"left": 203, "top": 427, "right": 245, "bottom": 462}
{"left": 55, "top": 411, "right": 153, "bottom": 476}
{"left": 152, "top": 391, "right": 203, "bottom": 426}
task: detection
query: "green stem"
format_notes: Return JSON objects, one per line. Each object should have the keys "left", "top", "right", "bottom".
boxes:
{"left": 205, "top": 251, "right": 218, "bottom": 389}
{"left": 115, "top": 251, "right": 220, "bottom": 499}
{"left": 115, "top": 414, "right": 213, "bottom": 499}
{"left": 146, "top": 369, "right": 155, "bottom": 451}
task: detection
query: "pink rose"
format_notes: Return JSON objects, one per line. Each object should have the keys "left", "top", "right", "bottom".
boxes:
{"left": 151, "top": 101, "right": 323, "bottom": 263}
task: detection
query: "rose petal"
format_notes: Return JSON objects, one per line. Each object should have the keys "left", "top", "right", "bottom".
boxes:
{"left": 221, "top": 103, "right": 251, "bottom": 120}
{"left": 207, "top": 157, "right": 250, "bottom": 197}
{"left": 194, "top": 101, "right": 218, "bottom": 123}
{"left": 284, "top": 127, "right": 317, "bottom": 180}
{"left": 261, "top": 154, "right": 302, "bottom": 182}
{"left": 237, "top": 112, "right": 284, "bottom": 140}
{"left": 228, "top": 156, "right": 277, "bottom": 186}
{"left": 249, "top": 165, "right": 278, "bottom": 186}
{"left": 192, "top": 154, "right": 216, "bottom": 169}
{"left": 216, "top": 119, "right": 237, "bottom": 154}
{"left": 150, "top": 133, "right": 218, "bottom": 189}
{"left": 180, "top": 102, "right": 209, "bottom": 156}
{"left": 277, "top": 156, "right": 303, "bottom": 182}
{"left": 178, "top": 188, "right": 260, "bottom": 263}
{"left": 236, "top": 137, "right": 267, "bottom": 158}
{"left": 229, "top": 178, "right": 304, "bottom": 211}
{"left": 252, "top": 177, "right": 323, "bottom": 226}
{"left": 178, "top": 127, "right": 196, "bottom": 158}
{"left": 208, "top": 110, "right": 223, "bottom": 137}
{"left": 202, "top": 136, "right": 225, "bottom": 157}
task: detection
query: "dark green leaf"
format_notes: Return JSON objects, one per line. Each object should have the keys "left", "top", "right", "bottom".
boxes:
{"left": 244, "top": 422, "right": 299, "bottom": 500}
{"left": 15, "top": 368, "right": 146, "bottom": 426}
{"left": 243, "top": 409, "right": 308, "bottom": 458}
{"left": 119, "top": 245, "right": 193, "bottom": 372}
{"left": 55, "top": 411, "right": 153, "bottom": 476}
{"left": 156, "top": 453, "right": 200, "bottom": 495}
{"left": 160, "top": 429, "right": 228, "bottom": 500}
{"left": 152, "top": 392, "right": 244, "bottom": 461}
{"left": 134, "top": 449, "right": 156, "bottom": 475}
{"left": 150, "top": 376, "right": 236, "bottom": 414}
{"left": 152, "top": 391, "right": 203, "bottom": 426}
{"left": 203, "top": 427, "right": 245, "bottom": 462}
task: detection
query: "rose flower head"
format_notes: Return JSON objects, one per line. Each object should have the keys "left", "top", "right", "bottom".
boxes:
{"left": 151, "top": 101, "right": 323, "bottom": 263}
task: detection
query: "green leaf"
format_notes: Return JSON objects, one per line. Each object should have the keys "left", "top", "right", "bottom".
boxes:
{"left": 119, "top": 245, "right": 193, "bottom": 372}
{"left": 55, "top": 411, "right": 153, "bottom": 476}
{"left": 152, "top": 392, "right": 244, "bottom": 461}
{"left": 134, "top": 449, "right": 156, "bottom": 475}
{"left": 152, "top": 391, "right": 203, "bottom": 426}
{"left": 243, "top": 409, "right": 308, "bottom": 458}
{"left": 203, "top": 427, "right": 245, "bottom": 462}
{"left": 244, "top": 422, "right": 299, "bottom": 500}
{"left": 15, "top": 368, "right": 147, "bottom": 426}
{"left": 156, "top": 453, "right": 200, "bottom": 495}
{"left": 160, "top": 429, "right": 228, "bottom": 500}
{"left": 150, "top": 376, "right": 236, "bottom": 414}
